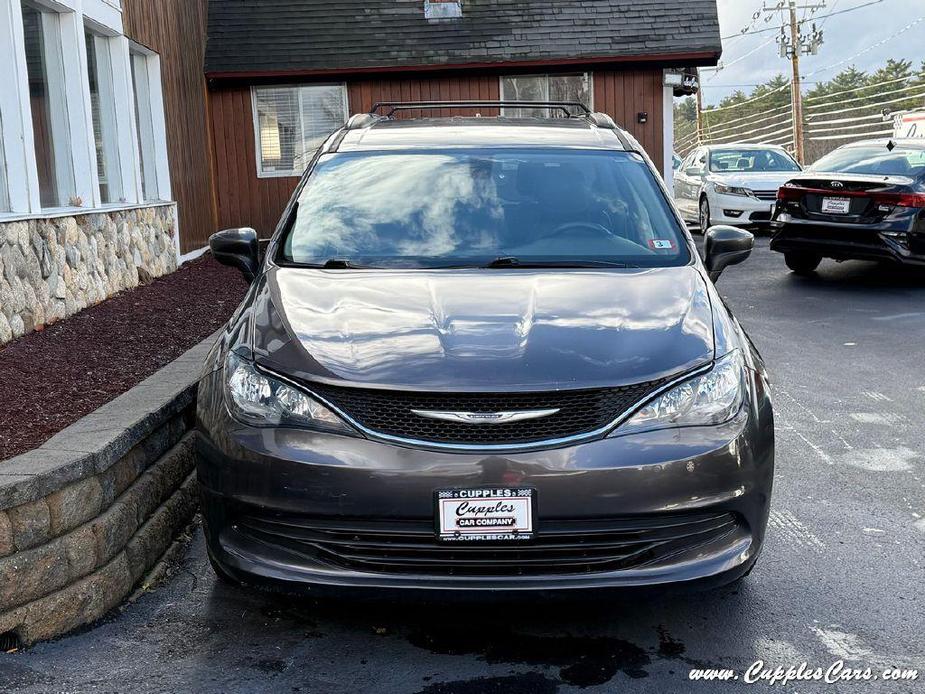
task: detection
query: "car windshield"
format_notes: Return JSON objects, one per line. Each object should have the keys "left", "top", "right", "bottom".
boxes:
{"left": 810, "top": 145, "right": 925, "bottom": 177}
{"left": 709, "top": 148, "right": 800, "bottom": 173}
{"left": 281, "top": 149, "right": 690, "bottom": 268}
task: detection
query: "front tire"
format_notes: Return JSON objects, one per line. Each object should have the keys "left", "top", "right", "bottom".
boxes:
{"left": 784, "top": 251, "right": 822, "bottom": 275}
{"left": 699, "top": 196, "right": 712, "bottom": 232}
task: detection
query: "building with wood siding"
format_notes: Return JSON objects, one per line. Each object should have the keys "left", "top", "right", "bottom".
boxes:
{"left": 204, "top": 0, "right": 721, "bottom": 239}
{"left": 0, "top": 0, "right": 720, "bottom": 277}
{"left": 0, "top": 0, "right": 214, "bottom": 343}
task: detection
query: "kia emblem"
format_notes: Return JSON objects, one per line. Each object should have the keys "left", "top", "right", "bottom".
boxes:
{"left": 830, "top": 181, "right": 845, "bottom": 189}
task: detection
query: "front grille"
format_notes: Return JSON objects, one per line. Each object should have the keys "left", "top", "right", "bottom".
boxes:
{"left": 749, "top": 210, "right": 772, "bottom": 222}
{"left": 752, "top": 190, "right": 778, "bottom": 201}
{"left": 233, "top": 512, "right": 741, "bottom": 577}
{"left": 305, "top": 379, "right": 669, "bottom": 446}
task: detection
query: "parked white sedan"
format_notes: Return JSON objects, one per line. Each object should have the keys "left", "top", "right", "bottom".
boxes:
{"left": 674, "top": 144, "right": 802, "bottom": 230}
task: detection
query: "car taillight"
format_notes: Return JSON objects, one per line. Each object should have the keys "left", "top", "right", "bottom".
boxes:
{"left": 870, "top": 192, "right": 925, "bottom": 208}
{"left": 777, "top": 186, "right": 804, "bottom": 201}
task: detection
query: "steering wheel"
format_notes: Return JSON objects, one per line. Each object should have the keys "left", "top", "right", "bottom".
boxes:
{"left": 533, "top": 221, "right": 614, "bottom": 243}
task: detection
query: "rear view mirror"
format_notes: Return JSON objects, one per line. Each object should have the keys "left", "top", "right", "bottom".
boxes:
{"left": 703, "top": 226, "right": 753, "bottom": 282}
{"left": 210, "top": 227, "right": 259, "bottom": 283}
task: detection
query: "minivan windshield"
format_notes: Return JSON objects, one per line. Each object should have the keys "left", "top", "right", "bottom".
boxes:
{"left": 281, "top": 149, "right": 690, "bottom": 268}
{"left": 810, "top": 145, "right": 925, "bottom": 177}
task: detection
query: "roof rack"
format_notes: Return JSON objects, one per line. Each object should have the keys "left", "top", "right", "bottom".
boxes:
{"left": 368, "top": 100, "right": 593, "bottom": 119}
{"left": 344, "top": 112, "right": 386, "bottom": 130}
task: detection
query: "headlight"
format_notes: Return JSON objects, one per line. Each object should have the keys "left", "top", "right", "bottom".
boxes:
{"left": 612, "top": 351, "right": 745, "bottom": 437}
{"left": 714, "top": 184, "right": 753, "bottom": 197}
{"left": 224, "top": 352, "right": 353, "bottom": 433}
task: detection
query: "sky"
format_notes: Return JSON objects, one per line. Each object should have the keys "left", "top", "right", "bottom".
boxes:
{"left": 700, "top": 0, "right": 925, "bottom": 105}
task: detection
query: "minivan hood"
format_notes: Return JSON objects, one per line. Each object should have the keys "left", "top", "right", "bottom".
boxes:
{"left": 253, "top": 266, "right": 715, "bottom": 391}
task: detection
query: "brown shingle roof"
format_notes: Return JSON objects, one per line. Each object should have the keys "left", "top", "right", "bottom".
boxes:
{"left": 205, "top": 0, "right": 721, "bottom": 77}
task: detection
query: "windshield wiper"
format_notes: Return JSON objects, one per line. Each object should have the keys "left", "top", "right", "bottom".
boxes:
{"left": 320, "top": 258, "right": 368, "bottom": 269}
{"left": 482, "top": 256, "right": 636, "bottom": 269}
{"left": 278, "top": 258, "right": 373, "bottom": 269}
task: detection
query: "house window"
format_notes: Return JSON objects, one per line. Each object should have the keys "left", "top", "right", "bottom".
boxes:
{"left": 500, "top": 73, "right": 592, "bottom": 118}
{"left": 252, "top": 84, "right": 348, "bottom": 177}
{"left": 22, "top": 1, "right": 76, "bottom": 208}
{"left": 85, "top": 31, "right": 122, "bottom": 203}
{"left": 130, "top": 49, "right": 160, "bottom": 201}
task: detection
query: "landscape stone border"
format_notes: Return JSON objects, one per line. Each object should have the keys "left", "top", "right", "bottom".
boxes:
{"left": 0, "top": 334, "right": 216, "bottom": 646}
{"left": 0, "top": 204, "right": 179, "bottom": 344}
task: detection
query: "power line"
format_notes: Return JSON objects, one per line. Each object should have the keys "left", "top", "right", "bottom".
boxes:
{"left": 807, "top": 84, "right": 925, "bottom": 113}
{"left": 804, "top": 14, "right": 925, "bottom": 78}
{"left": 704, "top": 81, "right": 792, "bottom": 112}
{"left": 703, "top": 35, "right": 779, "bottom": 79}
{"left": 804, "top": 73, "right": 920, "bottom": 101}
{"left": 720, "top": 0, "right": 886, "bottom": 39}
{"left": 817, "top": 0, "right": 841, "bottom": 28}
{"left": 702, "top": 102, "right": 793, "bottom": 134}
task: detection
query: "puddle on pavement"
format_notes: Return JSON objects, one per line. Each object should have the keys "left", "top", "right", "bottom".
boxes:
{"left": 408, "top": 626, "right": 650, "bottom": 687}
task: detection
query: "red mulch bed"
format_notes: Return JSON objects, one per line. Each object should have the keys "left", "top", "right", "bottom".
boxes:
{"left": 0, "top": 255, "right": 247, "bottom": 461}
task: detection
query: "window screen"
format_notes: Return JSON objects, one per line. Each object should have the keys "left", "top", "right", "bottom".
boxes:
{"left": 86, "top": 31, "right": 122, "bottom": 203}
{"left": 253, "top": 84, "right": 348, "bottom": 176}
{"left": 22, "top": 1, "right": 75, "bottom": 208}
{"left": 500, "top": 74, "right": 592, "bottom": 118}
{"left": 130, "top": 50, "right": 159, "bottom": 201}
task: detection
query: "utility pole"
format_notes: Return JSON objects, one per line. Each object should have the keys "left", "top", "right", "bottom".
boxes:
{"left": 695, "top": 69, "right": 704, "bottom": 146}
{"left": 764, "top": 0, "right": 825, "bottom": 165}
{"left": 788, "top": 5, "right": 806, "bottom": 164}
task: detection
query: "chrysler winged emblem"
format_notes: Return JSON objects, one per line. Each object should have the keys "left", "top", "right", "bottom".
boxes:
{"left": 411, "top": 408, "right": 560, "bottom": 424}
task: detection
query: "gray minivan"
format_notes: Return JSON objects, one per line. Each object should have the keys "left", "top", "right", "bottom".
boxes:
{"left": 197, "top": 101, "right": 774, "bottom": 594}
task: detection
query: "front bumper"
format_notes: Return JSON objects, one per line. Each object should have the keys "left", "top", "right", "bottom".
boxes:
{"left": 196, "top": 369, "right": 774, "bottom": 593}
{"left": 710, "top": 192, "right": 776, "bottom": 226}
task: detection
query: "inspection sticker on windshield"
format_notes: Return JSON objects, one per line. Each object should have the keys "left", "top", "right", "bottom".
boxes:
{"left": 648, "top": 239, "right": 676, "bottom": 250}
{"left": 435, "top": 488, "right": 535, "bottom": 542}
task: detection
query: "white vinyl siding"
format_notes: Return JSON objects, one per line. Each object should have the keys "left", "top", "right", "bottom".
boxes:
{"left": 252, "top": 84, "right": 349, "bottom": 177}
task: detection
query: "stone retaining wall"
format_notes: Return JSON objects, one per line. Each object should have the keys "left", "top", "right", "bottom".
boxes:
{"left": 0, "top": 204, "right": 178, "bottom": 344}
{"left": 0, "top": 336, "right": 213, "bottom": 646}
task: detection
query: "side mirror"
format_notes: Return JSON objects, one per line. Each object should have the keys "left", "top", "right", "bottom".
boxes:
{"left": 685, "top": 167, "right": 703, "bottom": 177}
{"left": 209, "top": 227, "right": 259, "bottom": 283}
{"left": 703, "top": 225, "right": 753, "bottom": 282}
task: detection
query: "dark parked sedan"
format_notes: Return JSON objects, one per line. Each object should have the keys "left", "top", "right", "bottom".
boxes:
{"left": 196, "top": 102, "right": 774, "bottom": 595}
{"left": 771, "top": 139, "right": 925, "bottom": 273}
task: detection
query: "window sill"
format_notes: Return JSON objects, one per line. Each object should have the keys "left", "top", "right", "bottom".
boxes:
{"left": 256, "top": 170, "right": 303, "bottom": 179}
{"left": 0, "top": 200, "right": 175, "bottom": 224}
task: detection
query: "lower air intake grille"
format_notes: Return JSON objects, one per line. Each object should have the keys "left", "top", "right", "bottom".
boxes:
{"left": 233, "top": 512, "right": 741, "bottom": 577}
{"left": 304, "top": 379, "right": 669, "bottom": 445}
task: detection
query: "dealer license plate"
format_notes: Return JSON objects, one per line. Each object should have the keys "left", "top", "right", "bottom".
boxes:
{"left": 435, "top": 488, "right": 535, "bottom": 542}
{"left": 821, "top": 197, "right": 851, "bottom": 214}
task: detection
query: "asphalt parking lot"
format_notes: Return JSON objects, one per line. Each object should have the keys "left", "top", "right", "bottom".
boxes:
{"left": 2, "top": 239, "right": 924, "bottom": 694}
